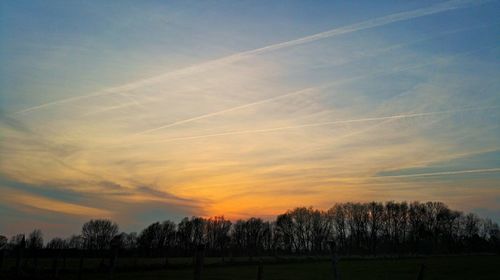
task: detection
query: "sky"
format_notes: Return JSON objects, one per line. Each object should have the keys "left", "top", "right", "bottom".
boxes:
{"left": 1, "top": 0, "right": 499, "bottom": 238}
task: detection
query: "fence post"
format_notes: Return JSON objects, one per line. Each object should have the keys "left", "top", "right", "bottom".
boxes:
{"left": 78, "top": 250, "right": 85, "bottom": 280}
{"left": 33, "top": 248, "right": 39, "bottom": 279}
{"left": 52, "top": 250, "right": 60, "bottom": 280}
{"left": 257, "top": 259, "right": 264, "bottom": 280}
{"left": 194, "top": 244, "right": 205, "bottom": 280}
{"left": 62, "top": 249, "right": 67, "bottom": 271}
{"left": 133, "top": 250, "right": 138, "bottom": 269}
{"left": 164, "top": 248, "right": 169, "bottom": 268}
{"left": 0, "top": 249, "right": 4, "bottom": 270}
{"left": 417, "top": 263, "right": 425, "bottom": 280}
{"left": 329, "top": 241, "right": 341, "bottom": 280}
{"left": 109, "top": 246, "right": 119, "bottom": 280}
{"left": 229, "top": 249, "right": 234, "bottom": 264}
{"left": 15, "top": 235, "right": 26, "bottom": 279}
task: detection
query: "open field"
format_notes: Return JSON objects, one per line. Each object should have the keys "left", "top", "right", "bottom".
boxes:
{"left": 1, "top": 255, "right": 499, "bottom": 280}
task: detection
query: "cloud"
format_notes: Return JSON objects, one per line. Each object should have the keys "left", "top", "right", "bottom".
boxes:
{"left": 135, "top": 185, "right": 204, "bottom": 207}
{"left": 4, "top": 190, "right": 113, "bottom": 217}
{"left": 133, "top": 43, "right": 495, "bottom": 135}
{"left": 2, "top": 0, "right": 499, "bottom": 229}
{"left": 375, "top": 150, "right": 500, "bottom": 178}
{"left": 375, "top": 168, "right": 500, "bottom": 179}
{"left": 14, "top": 0, "right": 483, "bottom": 115}
{"left": 135, "top": 106, "right": 498, "bottom": 143}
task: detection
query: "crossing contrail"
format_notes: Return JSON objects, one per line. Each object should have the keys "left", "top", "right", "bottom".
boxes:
{"left": 136, "top": 106, "right": 497, "bottom": 143}
{"left": 15, "top": 0, "right": 484, "bottom": 115}
{"left": 135, "top": 87, "right": 319, "bottom": 135}
{"left": 375, "top": 168, "right": 500, "bottom": 178}
{"left": 134, "top": 65, "right": 417, "bottom": 135}
{"left": 88, "top": 23, "right": 497, "bottom": 118}
{"left": 136, "top": 42, "right": 494, "bottom": 136}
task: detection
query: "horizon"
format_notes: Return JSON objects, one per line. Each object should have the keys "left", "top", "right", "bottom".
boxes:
{"left": 1, "top": 0, "right": 500, "bottom": 239}
{"left": 2, "top": 200, "right": 496, "bottom": 241}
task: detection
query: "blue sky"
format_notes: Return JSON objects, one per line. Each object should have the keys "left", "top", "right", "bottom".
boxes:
{"left": 1, "top": 0, "right": 499, "bottom": 238}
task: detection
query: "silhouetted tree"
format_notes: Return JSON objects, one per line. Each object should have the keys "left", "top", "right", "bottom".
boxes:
{"left": 261, "top": 221, "right": 273, "bottom": 252}
{"left": 46, "top": 237, "right": 67, "bottom": 250}
{"left": 308, "top": 209, "right": 330, "bottom": 253}
{"left": 347, "top": 203, "right": 369, "bottom": 253}
{"left": 206, "top": 216, "right": 231, "bottom": 256}
{"left": 3, "top": 200, "right": 499, "bottom": 260}
{"left": 81, "top": 219, "right": 119, "bottom": 250}
{"left": 245, "top": 217, "right": 265, "bottom": 258}
{"left": 27, "top": 229, "right": 44, "bottom": 250}
{"left": 176, "top": 217, "right": 206, "bottom": 255}
{"left": 122, "top": 232, "right": 138, "bottom": 250}
{"left": 232, "top": 219, "right": 247, "bottom": 255}
{"left": 177, "top": 217, "right": 194, "bottom": 254}
{"left": 367, "top": 202, "right": 383, "bottom": 255}
{"left": 67, "top": 235, "right": 84, "bottom": 249}
{"left": 192, "top": 217, "right": 206, "bottom": 246}
{"left": 329, "top": 204, "right": 347, "bottom": 253}
{"left": 9, "top": 234, "right": 26, "bottom": 248}
{"left": 139, "top": 221, "right": 175, "bottom": 255}
{"left": 275, "top": 213, "right": 295, "bottom": 253}
{"left": 289, "top": 208, "right": 314, "bottom": 252}
{"left": 0, "top": 235, "right": 7, "bottom": 248}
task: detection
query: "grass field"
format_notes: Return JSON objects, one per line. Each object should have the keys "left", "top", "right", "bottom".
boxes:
{"left": 1, "top": 255, "right": 499, "bottom": 279}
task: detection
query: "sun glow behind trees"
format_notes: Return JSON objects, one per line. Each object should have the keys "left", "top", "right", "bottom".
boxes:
{"left": 0, "top": 0, "right": 499, "bottom": 237}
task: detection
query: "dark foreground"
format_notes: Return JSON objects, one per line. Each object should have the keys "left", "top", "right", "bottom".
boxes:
{"left": 2, "top": 255, "right": 499, "bottom": 280}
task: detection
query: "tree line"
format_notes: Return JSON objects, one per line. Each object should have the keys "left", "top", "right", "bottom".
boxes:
{"left": 2, "top": 201, "right": 499, "bottom": 258}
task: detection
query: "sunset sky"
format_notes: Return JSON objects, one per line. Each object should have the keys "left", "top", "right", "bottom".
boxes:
{"left": 1, "top": 0, "right": 500, "bottom": 238}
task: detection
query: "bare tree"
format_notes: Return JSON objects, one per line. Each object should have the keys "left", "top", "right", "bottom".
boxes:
{"left": 192, "top": 217, "right": 206, "bottom": 246}
{"left": 27, "top": 229, "right": 44, "bottom": 250}
{"left": 122, "top": 232, "right": 138, "bottom": 250}
{"left": 245, "top": 217, "right": 265, "bottom": 258}
{"left": 206, "top": 216, "right": 231, "bottom": 256}
{"left": 367, "top": 202, "right": 383, "bottom": 255}
{"left": 67, "top": 235, "right": 84, "bottom": 249}
{"left": 0, "top": 235, "right": 7, "bottom": 248}
{"left": 139, "top": 221, "right": 176, "bottom": 255}
{"left": 82, "top": 219, "right": 119, "bottom": 250}
{"left": 46, "top": 237, "right": 67, "bottom": 250}
{"left": 275, "top": 213, "right": 295, "bottom": 253}
{"left": 232, "top": 220, "right": 247, "bottom": 255}
{"left": 329, "top": 204, "right": 347, "bottom": 253}
{"left": 177, "top": 217, "right": 194, "bottom": 254}
{"left": 310, "top": 209, "right": 332, "bottom": 253}
{"left": 9, "top": 234, "right": 26, "bottom": 248}
{"left": 288, "top": 208, "right": 313, "bottom": 253}
{"left": 4, "top": 200, "right": 499, "bottom": 259}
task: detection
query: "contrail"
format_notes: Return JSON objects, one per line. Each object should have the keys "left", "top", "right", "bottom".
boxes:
{"left": 136, "top": 41, "right": 494, "bottom": 136}
{"left": 375, "top": 168, "right": 500, "bottom": 178}
{"left": 83, "top": 92, "right": 147, "bottom": 116}
{"left": 15, "top": 0, "right": 483, "bottom": 115}
{"left": 136, "top": 106, "right": 498, "bottom": 143}
{"left": 136, "top": 87, "right": 319, "bottom": 135}
{"left": 134, "top": 68, "right": 412, "bottom": 135}
{"left": 88, "top": 23, "right": 497, "bottom": 118}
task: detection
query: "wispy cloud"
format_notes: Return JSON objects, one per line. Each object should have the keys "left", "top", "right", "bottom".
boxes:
{"left": 133, "top": 43, "right": 495, "bottom": 135}
{"left": 375, "top": 168, "right": 500, "bottom": 178}
{"left": 85, "top": 23, "right": 497, "bottom": 119}
{"left": 135, "top": 106, "right": 498, "bottom": 143}
{"left": 14, "top": 0, "right": 483, "bottom": 115}
{"left": 4, "top": 190, "right": 113, "bottom": 217}
{"left": 2, "top": 0, "right": 499, "bottom": 231}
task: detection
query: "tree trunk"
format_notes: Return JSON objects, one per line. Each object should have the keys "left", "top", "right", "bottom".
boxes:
{"left": 329, "top": 241, "right": 341, "bottom": 280}
{"left": 194, "top": 244, "right": 205, "bottom": 280}
{"left": 257, "top": 259, "right": 264, "bottom": 280}
{"left": 16, "top": 245, "right": 24, "bottom": 279}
